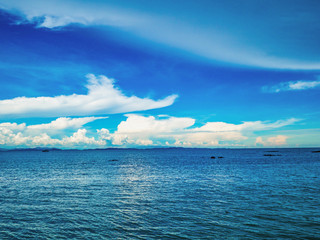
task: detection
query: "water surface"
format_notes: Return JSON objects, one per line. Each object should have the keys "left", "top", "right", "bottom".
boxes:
{"left": 0, "top": 148, "right": 319, "bottom": 239}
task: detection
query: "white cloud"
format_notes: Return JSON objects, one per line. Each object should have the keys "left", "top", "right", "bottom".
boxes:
{"left": 0, "top": 74, "right": 177, "bottom": 118}
{"left": 193, "top": 118, "right": 298, "bottom": 132}
{"left": 0, "top": 122, "right": 27, "bottom": 144}
{"left": 31, "top": 133, "right": 59, "bottom": 146}
{"left": 0, "top": 117, "right": 106, "bottom": 148}
{"left": 1, "top": 0, "right": 320, "bottom": 69}
{"left": 0, "top": 122, "right": 26, "bottom": 131}
{"left": 255, "top": 135, "right": 288, "bottom": 146}
{"left": 28, "top": 116, "right": 106, "bottom": 130}
{"left": 267, "top": 135, "right": 288, "bottom": 146}
{"left": 263, "top": 79, "right": 320, "bottom": 93}
{"left": 289, "top": 81, "right": 320, "bottom": 90}
{"left": 117, "top": 114, "right": 195, "bottom": 133}
{"left": 97, "top": 128, "right": 112, "bottom": 140}
{"left": 0, "top": 115, "right": 298, "bottom": 148}
{"left": 136, "top": 139, "right": 153, "bottom": 146}
{"left": 255, "top": 136, "right": 264, "bottom": 147}
{"left": 27, "top": 129, "right": 105, "bottom": 147}
{"left": 170, "top": 119, "right": 297, "bottom": 147}
{"left": 112, "top": 114, "right": 195, "bottom": 145}
{"left": 5, "top": 0, "right": 145, "bottom": 28}
{"left": 61, "top": 129, "right": 105, "bottom": 147}
{"left": 171, "top": 132, "right": 246, "bottom": 147}
{"left": 39, "top": 15, "right": 86, "bottom": 28}
{"left": 111, "top": 114, "right": 298, "bottom": 147}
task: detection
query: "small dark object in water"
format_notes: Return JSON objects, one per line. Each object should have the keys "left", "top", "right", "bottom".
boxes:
{"left": 311, "top": 150, "right": 320, "bottom": 153}
{"left": 109, "top": 159, "right": 119, "bottom": 162}
{"left": 265, "top": 150, "right": 279, "bottom": 152}
{"left": 218, "top": 156, "right": 224, "bottom": 159}
{"left": 263, "top": 154, "right": 282, "bottom": 156}
{"left": 42, "top": 149, "right": 49, "bottom": 152}
{"left": 210, "top": 156, "right": 216, "bottom": 159}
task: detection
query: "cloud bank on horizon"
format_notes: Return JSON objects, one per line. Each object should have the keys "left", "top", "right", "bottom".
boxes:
{"left": 1, "top": 0, "right": 320, "bottom": 69}
{"left": 0, "top": 115, "right": 299, "bottom": 148}
{"left": 0, "top": 74, "right": 177, "bottom": 118}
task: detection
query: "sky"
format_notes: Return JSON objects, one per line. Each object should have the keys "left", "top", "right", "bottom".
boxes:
{"left": 0, "top": 0, "right": 320, "bottom": 148}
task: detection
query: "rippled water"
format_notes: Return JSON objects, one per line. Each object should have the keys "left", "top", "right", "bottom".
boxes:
{"left": 0, "top": 148, "right": 320, "bottom": 239}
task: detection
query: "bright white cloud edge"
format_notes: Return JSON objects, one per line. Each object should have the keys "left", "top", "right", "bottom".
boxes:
{"left": 0, "top": 74, "right": 178, "bottom": 118}
{"left": 0, "top": 115, "right": 299, "bottom": 148}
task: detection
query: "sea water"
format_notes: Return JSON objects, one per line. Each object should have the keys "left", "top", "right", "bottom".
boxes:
{"left": 0, "top": 148, "right": 319, "bottom": 239}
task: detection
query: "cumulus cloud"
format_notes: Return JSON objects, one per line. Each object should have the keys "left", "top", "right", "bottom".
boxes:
{"left": 169, "top": 118, "right": 297, "bottom": 147}
{"left": 0, "top": 115, "right": 298, "bottom": 148}
{"left": 0, "top": 74, "right": 177, "bottom": 118}
{"left": 112, "top": 114, "right": 195, "bottom": 145}
{"left": 111, "top": 114, "right": 298, "bottom": 147}
{"left": 0, "top": 122, "right": 26, "bottom": 131}
{"left": 0, "top": 122, "right": 25, "bottom": 145}
{"left": 61, "top": 129, "right": 105, "bottom": 147}
{"left": 263, "top": 78, "right": 320, "bottom": 93}
{"left": 0, "top": 117, "right": 106, "bottom": 148}
{"left": 255, "top": 135, "right": 288, "bottom": 146}
{"left": 255, "top": 136, "right": 264, "bottom": 146}
{"left": 267, "top": 135, "right": 288, "bottom": 146}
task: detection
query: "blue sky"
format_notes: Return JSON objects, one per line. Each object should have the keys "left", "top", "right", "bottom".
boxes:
{"left": 0, "top": 0, "right": 320, "bottom": 148}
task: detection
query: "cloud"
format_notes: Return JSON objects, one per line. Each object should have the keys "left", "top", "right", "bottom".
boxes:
{"left": 0, "top": 74, "right": 177, "bottom": 118}
{"left": 267, "top": 135, "right": 288, "bottom": 146}
{"left": 39, "top": 15, "right": 86, "bottom": 28}
{"left": 0, "top": 115, "right": 298, "bottom": 148}
{"left": 112, "top": 114, "right": 195, "bottom": 145}
{"left": 0, "top": 122, "right": 26, "bottom": 131}
{"left": 255, "top": 135, "right": 288, "bottom": 146}
{"left": 170, "top": 118, "right": 297, "bottom": 147}
{"left": 193, "top": 118, "right": 298, "bottom": 132}
{"left": 61, "top": 129, "right": 105, "bottom": 147}
{"left": 0, "top": 122, "right": 26, "bottom": 144}
{"left": 111, "top": 114, "right": 298, "bottom": 147}
{"left": 117, "top": 114, "right": 195, "bottom": 133}
{"left": 288, "top": 81, "right": 320, "bottom": 90}
{"left": 263, "top": 78, "right": 320, "bottom": 93}
{"left": 255, "top": 136, "right": 264, "bottom": 147}
{"left": 0, "top": 117, "right": 106, "bottom": 147}
{"left": 1, "top": 0, "right": 320, "bottom": 69}
{"left": 0, "top": 0, "right": 148, "bottom": 30}
{"left": 25, "top": 116, "right": 107, "bottom": 137}
{"left": 0, "top": 116, "right": 101, "bottom": 138}
{"left": 27, "top": 116, "right": 107, "bottom": 130}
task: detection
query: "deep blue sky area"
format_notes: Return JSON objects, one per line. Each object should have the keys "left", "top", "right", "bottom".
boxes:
{"left": 0, "top": 1, "right": 320, "bottom": 148}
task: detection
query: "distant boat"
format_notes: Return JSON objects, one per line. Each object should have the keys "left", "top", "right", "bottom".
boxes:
{"left": 42, "top": 149, "right": 49, "bottom": 152}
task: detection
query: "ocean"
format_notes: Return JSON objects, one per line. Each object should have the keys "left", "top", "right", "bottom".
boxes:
{"left": 0, "top": 148, "right": 319, "bottom": 239}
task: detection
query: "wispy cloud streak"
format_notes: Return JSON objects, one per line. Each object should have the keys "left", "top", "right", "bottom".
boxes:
{"left": 1, "top": 0, "right": 320, "bottom": 69}
{"left": 263, "top": 79, "right": 320, "bottom": 93}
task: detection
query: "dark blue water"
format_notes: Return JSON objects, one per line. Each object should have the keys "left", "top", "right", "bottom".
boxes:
{"left": 0, "top": 148, "right": 319, "bottom": 239}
